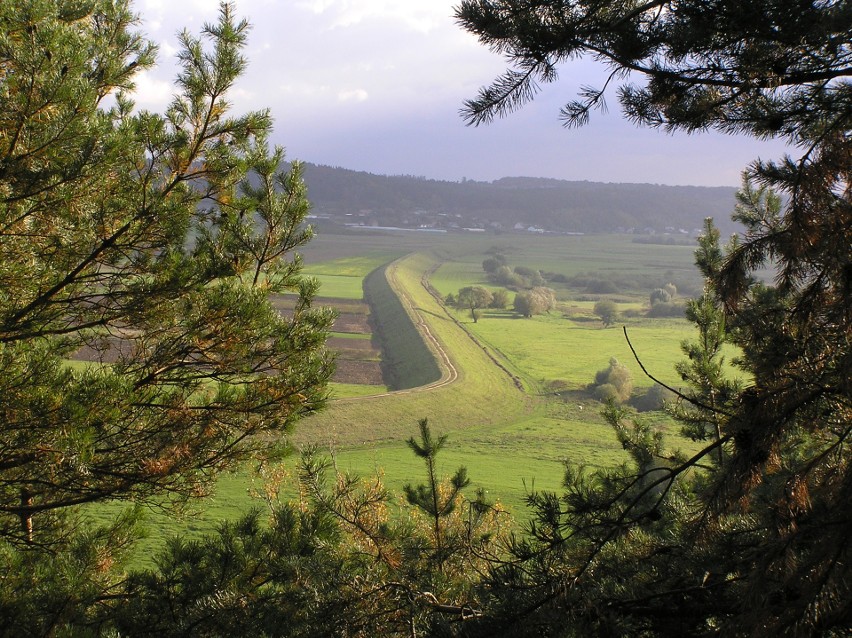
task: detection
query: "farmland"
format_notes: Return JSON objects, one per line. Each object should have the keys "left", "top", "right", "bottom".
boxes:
{"left": 95, "top": 229, "right": 720, "bottom": 557}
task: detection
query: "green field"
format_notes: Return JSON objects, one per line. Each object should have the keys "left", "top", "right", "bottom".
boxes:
{"left": 95, "top": 230, "right": 724, "bottom": 559}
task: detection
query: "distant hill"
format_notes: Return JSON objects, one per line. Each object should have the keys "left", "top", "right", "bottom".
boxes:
{"left": 300, "top": 163, "right": 741, "bottom": 236}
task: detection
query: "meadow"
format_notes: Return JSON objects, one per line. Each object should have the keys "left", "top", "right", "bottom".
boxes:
{"left": 96, "top": 230, "right": 724, "bottom": 561}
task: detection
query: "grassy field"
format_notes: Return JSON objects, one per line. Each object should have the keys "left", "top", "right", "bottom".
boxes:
{"left": 93, "top": 230, "right": 726, "bottom": 561}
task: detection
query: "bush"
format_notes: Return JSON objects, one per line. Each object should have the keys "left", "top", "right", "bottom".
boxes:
{"left": 513, "top": 287, "right": 556, "bottom": 317}
{"left": 586, "top": 279, "right": 619, "bottom": 294}
{"left": 513, "top": 265, "right": 537, "bottom": 278}
{"left": 630, "top": 384, "right": 675, "bottom": 412}
{"left": 489, "top": 289, "right": 510, "bottom": 308}
{"left": 493, "top": 265, "right": 524, "bottom": 287}
{"left": 646, "top": 301, "right": 685, "bottom": 318}
{"left": 590, "top": 357, "right": 633, "bottom": 403}
{"left": 593, "top": 300, "right": 618, "bottom": 326}
{"left": 482, "top": 257, "right": 502, "bottom": 274}
{"left": 594, "top": 383, "right": 620, "bottom": 403}
{"left": 650, "top": 288, "right": 672, "bottom": 305}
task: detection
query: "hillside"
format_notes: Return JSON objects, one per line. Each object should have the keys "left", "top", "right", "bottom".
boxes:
{"left": 300, "top": 163, "right": 741, "bottom": 236}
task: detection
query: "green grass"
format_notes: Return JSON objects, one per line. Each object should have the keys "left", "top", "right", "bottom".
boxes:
{"left": 304, "top": 273, "right": 365, "bottom": 299}
{"left": 331, "top": 331, "right": 372, "bottom": 340}
{"left": 462, "top": 311, "right": 695, "bottom": 392}
{"left": 296, "top": 251, "right": 533, "bottom": 447}
{"left": 328, "top": 382, "right": 388, "bottom": 398}
{"left": 90, "top": 230, "right": 726, "bottom": 561}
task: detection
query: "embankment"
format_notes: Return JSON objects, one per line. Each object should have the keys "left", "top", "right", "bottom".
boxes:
{"left": 363, "top": 262, "right": 441, "bottom": 390}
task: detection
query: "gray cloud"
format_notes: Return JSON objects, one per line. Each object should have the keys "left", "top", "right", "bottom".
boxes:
{"left": 133, "top": 1, "right": 788, "bottom": 186}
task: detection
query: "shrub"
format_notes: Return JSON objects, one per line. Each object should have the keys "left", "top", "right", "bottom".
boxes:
{"left": 630, "top": 384, "right": 675, "bottom": 412}
{"left": 590, "top": 357, "right": 633, "bottom": 403}
{"left": 490, "top": 289, "right": 510, "bottom": 309}
{"left": 586, "top": 279, "right": 619, "bottom": 294}
{"left": 593, "top": 300, "right": 618, "bottom": 326}
{"left": 646, "top": 301, "right": 685, "bottom": 318}
{"left": 493, "top": 265, "right": 524, "bottom": 287}
{"left": 513, "top": 287, "right": 556, "bottom": 317}
{"left": 513, "top": 265, "right": 537, "bottom": 278}
{"left": 594, "top": 383, "right": 620, "bottom": 403}
{"left": 650, "top": 288, "right": 672, "bottom": 305}
{"left": 482, "top": 257, "right": 502, "bottom": 274}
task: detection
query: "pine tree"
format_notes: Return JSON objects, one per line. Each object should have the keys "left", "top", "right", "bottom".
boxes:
{"left": 0, "top": 1, "right": 332, "bottom": 632}
{"left": 457, "top": 1, "right": 852, "bottom": 634}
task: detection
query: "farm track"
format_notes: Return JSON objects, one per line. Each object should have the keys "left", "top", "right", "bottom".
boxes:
{"left": 418, "top": 262, "right": 525, "bottom": 392}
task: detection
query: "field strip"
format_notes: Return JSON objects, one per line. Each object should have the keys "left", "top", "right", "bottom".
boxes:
{"left": 418, "top": 262, "right": 525, "bottom": 392}
{"left": 296, "top": 252, "right": 531, "bottom": 446}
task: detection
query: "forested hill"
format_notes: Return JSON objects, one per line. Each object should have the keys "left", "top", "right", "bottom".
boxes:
{"left": 300, "top": 163, "right": 741, "bottom": 235}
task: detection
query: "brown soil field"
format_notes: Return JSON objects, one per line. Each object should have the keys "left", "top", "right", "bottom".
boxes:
{"left": 73, "top": 294, "right": 384, "bottom": 388}
{"left": 333, "top": 312, "right": 371, "bottom": 334}
{"left": 332, "top": 359, "right": 383, "bottom": 385}
{"left": 327, "top": 337, "right": 377, "bottom": 351}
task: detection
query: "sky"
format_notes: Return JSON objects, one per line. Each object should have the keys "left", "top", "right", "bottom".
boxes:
{"left": 133, "top": 0, "right": 790, "bottom": 187}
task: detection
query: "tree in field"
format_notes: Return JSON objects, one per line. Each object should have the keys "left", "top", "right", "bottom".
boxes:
{"left": 457, "top": 285, "right": 494, "bottom": 322}
{"left": 649, "top": 288, "right": 671, "bottom": 306}
{"left": 489, "top": 288, "right": 510, "bottom": 309}
{"left": 457, "top": 0, "right": 852, "bottom": 634}
{"left": 591, "top": 356, "right": 632, "bottom": 404}
{"left": 492, "top": 264, "right": 523, "bottom": 287}
{"left": 0, "top": 1, "right": 332, "bottom": 631}
{"left": 482, "top": 256, "right": 505, "bottom": 274}
{"left": 593, "top": 299, "right": 618, "bottom": 327}
{"left": 513, "top": 286, "right": 556, "bottom": 317}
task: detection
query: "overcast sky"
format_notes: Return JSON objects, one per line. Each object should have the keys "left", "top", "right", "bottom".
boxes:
{"left": 134, "top": 0, "right": 789, "bottom": 187}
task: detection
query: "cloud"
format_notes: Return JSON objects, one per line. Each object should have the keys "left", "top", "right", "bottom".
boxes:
{"left": 120, "top": 1, "right": 787, "bottom": 186}
{"left": 337, "top": 89, "right": 369, "bottom": 103}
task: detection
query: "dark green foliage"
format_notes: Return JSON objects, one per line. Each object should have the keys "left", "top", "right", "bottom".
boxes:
{"left": 0, "top": 1, "right": 333, "bottom": 633}
{"left": 109, "top": 433, "right": 502, "bottom": 637}
{"left": 456, "top": 0, "right": 852, "bottom": 142}
{"left": 630, "top": 384, "right": 674, "bottom": 413}
{"left": 457, "top": 0, "right": 852, "bottom": 634}
{"left": 404, "top": 418, "right": 470, "bottom": 571}
{"left": 363, "top": 263, "right": 441, "bottom": 390}
{"left": 482, "top": 257, "right": 503, "bottom": 273}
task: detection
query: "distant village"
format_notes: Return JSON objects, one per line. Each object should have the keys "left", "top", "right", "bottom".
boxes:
{"left": 308, "top": 208, "right": 703, "bottom": 239}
